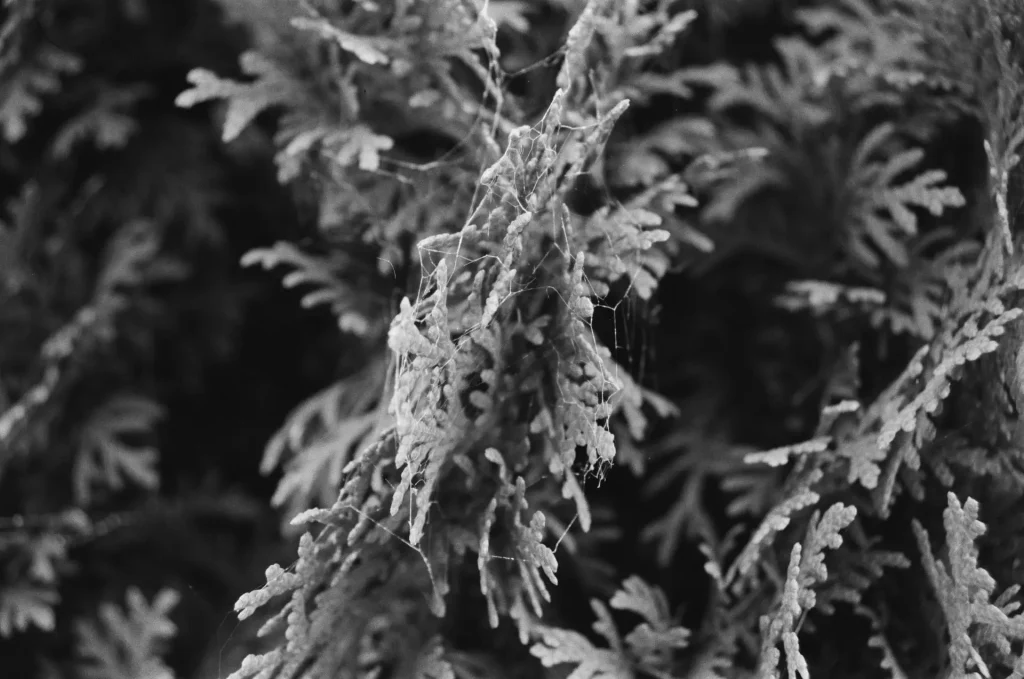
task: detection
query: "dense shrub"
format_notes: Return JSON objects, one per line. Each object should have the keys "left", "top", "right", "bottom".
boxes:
{"left": 3, "top": 0, "right": 1024, "bottom": 677}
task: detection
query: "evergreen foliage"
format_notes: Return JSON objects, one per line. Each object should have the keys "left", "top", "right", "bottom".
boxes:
{"left": 5, "top": 0, "right": 1024, "bottom": 677}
